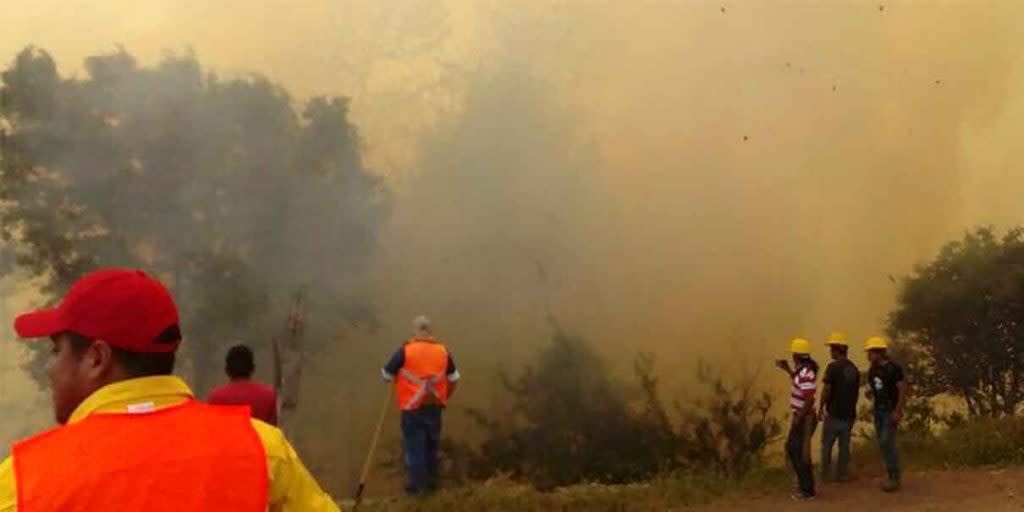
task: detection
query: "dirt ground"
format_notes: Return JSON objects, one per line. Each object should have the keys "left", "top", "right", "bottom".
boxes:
{"left": 686, "top": 467, "right": 1023, "bottom": 511}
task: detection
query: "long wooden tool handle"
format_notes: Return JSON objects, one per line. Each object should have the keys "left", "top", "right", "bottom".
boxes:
{"left": 352, "top": 386, "right": 394, "bottom": 511}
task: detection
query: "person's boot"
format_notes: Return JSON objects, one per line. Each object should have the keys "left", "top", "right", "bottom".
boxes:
{"left": 790, "top": 491, "right": 816, "bottom": 501}
{"left": 881, "top": 474, "right": 901, "bottom": 493}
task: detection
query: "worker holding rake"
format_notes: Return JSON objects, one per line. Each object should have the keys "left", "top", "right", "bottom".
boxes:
{"left": 381, "top": 316, "right": 460, "bottom": 496}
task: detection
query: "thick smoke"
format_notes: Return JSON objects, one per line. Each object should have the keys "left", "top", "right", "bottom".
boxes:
{"left": 1, "top": 0, "right": 1023, "bottom": 490}
{"left": 372, "top": 1, "right": 1023, "bottom": 374}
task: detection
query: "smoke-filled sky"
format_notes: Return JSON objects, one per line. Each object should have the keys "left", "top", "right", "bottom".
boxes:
{"left": 2, "top": 0, "right": 1024, "bottom": 436}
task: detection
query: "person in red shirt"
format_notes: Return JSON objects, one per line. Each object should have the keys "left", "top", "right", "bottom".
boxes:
{"left": 208, "top": 344, "right": 278, "bottom": 426}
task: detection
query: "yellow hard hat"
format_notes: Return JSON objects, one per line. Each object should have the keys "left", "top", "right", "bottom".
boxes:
{"left": 826, "top": 332, "right": 848, "bottom": 346}
{"left": 790, "top": 338, "right": 811, "bottom": 354}
{"left": 864, "top": 336, "right": 889, "bottom": 351}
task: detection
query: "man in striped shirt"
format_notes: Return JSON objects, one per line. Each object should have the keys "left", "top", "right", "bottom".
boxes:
{"left": 776, "top": 338, "right": 819, "bottom": 501}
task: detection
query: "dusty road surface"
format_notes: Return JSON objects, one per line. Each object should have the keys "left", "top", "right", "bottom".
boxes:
{"left": 687, "top": 467, "right": 1023, "bottom": 511}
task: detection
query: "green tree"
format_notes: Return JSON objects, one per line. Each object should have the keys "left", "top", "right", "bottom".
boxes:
{"left": 0, "top": 47, "right": 387, "bottom": 391}
{"left": 888, "top": 227, "right": 1024, "bottom": 417}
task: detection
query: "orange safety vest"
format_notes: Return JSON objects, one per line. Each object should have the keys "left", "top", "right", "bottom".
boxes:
{"left": 13, "top": 400, "right": 268, "bottom": 512}
{"left": 395, "top": 339, "right": 451, "bottom": 411}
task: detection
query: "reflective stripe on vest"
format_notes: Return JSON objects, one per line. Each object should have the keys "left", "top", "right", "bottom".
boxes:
{"left": 13, "top": 400, "right": 269, "bottom": 512}
{"left": 400, "top": 369, "right": 443, "bottom": 410}
{"left": 395, "top": 340, "right": 450, "bottom": 411}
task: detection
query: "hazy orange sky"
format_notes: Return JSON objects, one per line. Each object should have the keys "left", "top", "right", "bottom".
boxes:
{"left": 3, "top": 1, "right": 1024, "bottom": 449}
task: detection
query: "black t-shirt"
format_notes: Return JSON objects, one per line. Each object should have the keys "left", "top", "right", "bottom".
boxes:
{"left": 869, "top": 361, "right": 905, "bottom": 411}
{"left": 823, "top": 358, "right": 860, "bottom": 420}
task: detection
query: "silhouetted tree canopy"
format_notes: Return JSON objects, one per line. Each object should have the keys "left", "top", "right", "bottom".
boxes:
{"left": 888, "top": 227, "right": 1024, "bottom": 417}
{"left": 0, "top": 46, "right": 387, "bottom": 389}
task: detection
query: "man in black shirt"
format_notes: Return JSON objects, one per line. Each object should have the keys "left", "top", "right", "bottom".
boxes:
{"left": 865, "top": 336, "right": 906, "bottom": 493}
{"left": 818, "top": 332, "right": 859, "bottom": 482}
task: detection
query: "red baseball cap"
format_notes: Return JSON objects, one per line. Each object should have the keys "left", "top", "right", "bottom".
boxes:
{"left": 14, "top": 268, "right": 181, "bottom": 353}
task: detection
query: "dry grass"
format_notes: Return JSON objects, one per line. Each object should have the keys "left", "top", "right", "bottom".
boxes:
{"left": 346, "top": 416, "right": 1024, "bottom": 511}
{"left": 348, "top": 468, "right": 788, "bottom": 512}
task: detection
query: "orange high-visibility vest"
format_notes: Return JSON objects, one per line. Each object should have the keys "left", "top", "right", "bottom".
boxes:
{"left": 13, "top": 400, "right": 268, "bottom": 512}
{"left": 396, "top": 339, "right": 450, "bottom": 411}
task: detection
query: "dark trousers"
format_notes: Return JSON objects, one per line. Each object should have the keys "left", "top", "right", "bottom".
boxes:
{"left": 820, "top": 415, "right": 853, "bottom": 480}
{"left": 786, "top": 413, "right": 816, "bottom": 496}
{"left": 401, "top": 406, "right": 443, "bottom": 495}
{"left": 874, "top": 408, "right": 901, "bottom": 481}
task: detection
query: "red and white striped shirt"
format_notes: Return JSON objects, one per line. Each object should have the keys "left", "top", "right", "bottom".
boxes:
{"left": 790, "top": 360, "right": 818, "bottom": 413}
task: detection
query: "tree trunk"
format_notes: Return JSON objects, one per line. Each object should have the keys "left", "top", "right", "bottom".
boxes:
{"left": 963, "top": 390, "right": 978, "bottom": 417}
{"left": 190, "top": 341, "right": 220, "bottom": 399}
{"left": 1008, "top": 365, "right": 1021, "bottom": 415}
{"left": 273, "top": 291, "right": 305, "bottom": 440}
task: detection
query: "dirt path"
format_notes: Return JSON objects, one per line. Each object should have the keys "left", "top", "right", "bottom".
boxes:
{"left": 686, "top": 467, "right": 1023, "bottom": 511}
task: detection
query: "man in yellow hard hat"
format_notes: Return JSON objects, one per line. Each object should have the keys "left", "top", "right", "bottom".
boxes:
{"left": 776, "top": 338, "right": 819, "bottom": 501}
{"left": 865, "top": 336, "right": 905, "bottom": 492}
{"left": 818, "top": 332, "right": 860, "bottom": 483}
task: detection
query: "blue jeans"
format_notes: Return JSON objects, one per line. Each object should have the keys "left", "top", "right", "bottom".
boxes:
{"left": 401, "top": 406, "right": 443, "bottom": 495}
{"left": 874, "top": 408, "right": 901, "bottom": 481}
{"left": 820, "top": 416, "right": 853, "bottom": 480}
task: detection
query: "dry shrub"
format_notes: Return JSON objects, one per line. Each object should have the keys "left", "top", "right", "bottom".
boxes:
{"left": 445, "top": 329, "right": 781, "bottom": 489}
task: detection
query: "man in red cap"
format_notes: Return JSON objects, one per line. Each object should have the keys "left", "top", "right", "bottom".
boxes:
{"left": 0, "top": 268, "right": 339, "bottom": 511}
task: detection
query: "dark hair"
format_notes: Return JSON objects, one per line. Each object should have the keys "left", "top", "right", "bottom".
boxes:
{"left": 68, "top": 332, "right": 176, "bottom": 378}
{"left": 225, "top": 344, "right": 255, "bottom": 379}
{"left": 831, "top": 344, "right": 849, "bottom": 356}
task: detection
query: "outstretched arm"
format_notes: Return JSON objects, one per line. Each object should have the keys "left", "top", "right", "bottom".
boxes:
{"left": 775, "top": 359, "right": 795, "bottom": 377}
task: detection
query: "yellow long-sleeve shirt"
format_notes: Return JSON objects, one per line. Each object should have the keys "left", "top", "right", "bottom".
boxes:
{"left": 0, "top": 376, "right": 340, "bottom": 511}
